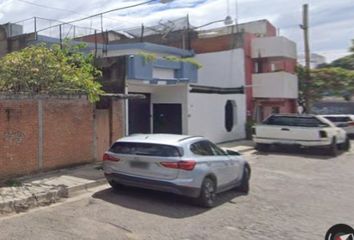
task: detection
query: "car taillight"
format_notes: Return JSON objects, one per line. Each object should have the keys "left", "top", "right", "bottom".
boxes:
{"left": 103, "top": 153, "right": 120, "bottom": 162}
{"left": 349, "top": 121, "right": 354, "bottom": 126}
{"left": 160, "top": 160, "right": 196, "bottom": 171}
{"left": 319, "top": 130, "right": 327, "bottom": 138}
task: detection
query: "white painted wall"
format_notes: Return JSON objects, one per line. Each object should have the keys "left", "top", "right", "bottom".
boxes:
{"left": 251, "top": 36, "right": 297, "bottom": 59}
{"left": 187, "top": 92, "right": 246, "bottom": 143}
{"left": 195, "top": 49, "right": 246, "bottom": 88}
{"left": 153, "top": 68, "right": 175, "bottom": 80}
{"left": 252, "top": 72, "right": 298, "bottom": 99}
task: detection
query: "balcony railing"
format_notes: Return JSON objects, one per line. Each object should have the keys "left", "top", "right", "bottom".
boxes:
{"left": 127, "top": 55, "right": 198, "bottom": 84}
{"left": 252, "top": 71, "right": 298, "bottom": 99}
{"left": 251, "top": 36, "right": 297, "bottom": 59}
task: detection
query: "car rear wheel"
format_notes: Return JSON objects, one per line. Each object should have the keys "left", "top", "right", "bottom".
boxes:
{"left": 256, "top": 143, "right": 270, "bottom": 152}
{"left": 237, "top": 165, "right": 251, "bottom": 194}
{"left": 108, "top": 180, "right": 123, "bottom": 191}
{"left": 196, "top": 178, "right": 217, "bottom": 208}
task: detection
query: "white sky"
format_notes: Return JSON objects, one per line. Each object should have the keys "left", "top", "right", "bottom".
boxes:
{"left": 0, "top": 0, "right": 353, "bottom": 62}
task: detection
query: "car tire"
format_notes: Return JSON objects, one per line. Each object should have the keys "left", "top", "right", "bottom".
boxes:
{"left": 327, "top": 138, "right": 338, "bottom": 157}
{"left": 196, "top": 178, "right": 217, "bottom": 208}
{"left": 340, "top": 137, "right": 351, "bottom": 151}
{"left": 237, "top": 165, "right": 251, "bottom": 194}
{"left": 108, "top": 180, "right": 123, "bottom": 191}
{"left": 256, "top": 143, "right": 270, "bottom": 152}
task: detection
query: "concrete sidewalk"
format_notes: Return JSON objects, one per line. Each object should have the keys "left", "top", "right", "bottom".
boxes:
{"left": 0, "top": 163, "right": 106, "bottom": 215}
{"left": 218, "top": 139, "right": 255, "bottom": 155}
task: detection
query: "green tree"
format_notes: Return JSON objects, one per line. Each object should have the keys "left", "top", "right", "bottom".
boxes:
{"left": 0, "top": 42, "right": 103, "bottom": 102}
{"left": 324, "top": 39, "right": 354, "bottom": 70}
{"left": 297, "top": 65, "right": 354, "bottom": 104}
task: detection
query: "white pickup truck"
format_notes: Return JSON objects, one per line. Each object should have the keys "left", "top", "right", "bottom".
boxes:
{"left": 252, "top": 114, "right": 350, "bottom": 156}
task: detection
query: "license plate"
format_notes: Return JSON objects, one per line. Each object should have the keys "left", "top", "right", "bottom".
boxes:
{"left": 130, "top": 161, "right": 149, "bottom": 169}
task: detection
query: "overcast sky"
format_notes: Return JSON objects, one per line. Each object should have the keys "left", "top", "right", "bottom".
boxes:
{"left": 0, "top": 0, "right": 353, "bottom": 62}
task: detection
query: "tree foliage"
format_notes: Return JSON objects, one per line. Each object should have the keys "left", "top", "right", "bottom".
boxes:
{"left": 297, "top": 65, "right": 354, "bottom": 103}
{"left": 298, "top": 39, "right": 354, "bottom": 104}
{"left": 0, "top": 42, "right": 104, "bottom": 102}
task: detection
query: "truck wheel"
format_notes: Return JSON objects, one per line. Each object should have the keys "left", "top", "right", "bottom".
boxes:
{"left": 327, "top": 138, "right": 338, "bottom": 157}
{"left": 196, "top": 178, "right": 217, "bottom": 208}
{"left": 256, "top": 143, "right": 270, "bottom": 152}
{"left": 340, "top": 137, "right": 351, "bottom": 151}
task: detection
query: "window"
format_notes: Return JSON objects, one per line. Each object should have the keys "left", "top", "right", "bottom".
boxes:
{"left": 190, "top": 141, "right": 214, "bottom": 156}
{"left": 190, "top": 141, "right": 226, "bottom": 156}
{"left": 264, "top": 116, "right": 329, "bottom": 128}
{"left": 225, "top": 100, "right": 237, "bottom": 132}
{"left": 109, "top": 142, "right": 182, "bottom": 157}
{"left": 324, "top": 116, "right": 351, "bottom": 122}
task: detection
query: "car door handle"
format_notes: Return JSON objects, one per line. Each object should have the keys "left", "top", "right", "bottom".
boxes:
{"left": 281, "top": 128, "right": 290, "bottom": 131}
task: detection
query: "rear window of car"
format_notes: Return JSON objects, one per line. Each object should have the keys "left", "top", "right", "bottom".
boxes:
{"left": 324, "top": 116, "right": 352, "bottom": 122}
{"left": 264, "top": 116, "right": 328, "bottom": 127}
{"left": 109, "top": 142, "right": 182, "bottom": 157}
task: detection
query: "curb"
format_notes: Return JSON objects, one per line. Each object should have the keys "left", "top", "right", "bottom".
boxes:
{"left": 66, "top": 178, "right": 107, "bottom": 197}
{"left": 238, "top": 147, "right": 256, "bottom": 155}
{"left": 0, "top": 178, "right": 107, "bottom": 215}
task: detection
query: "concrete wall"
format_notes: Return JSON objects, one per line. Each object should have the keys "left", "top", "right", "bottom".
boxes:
{"left": 252, "top": 72, "right": 298, "bottom": 99}
{"left": 0, "top": 96, "right": 124, "bottom": 179}
{"left": 195, "top": 49, "right": 246, "bottom": 88}
{"left": 187, "top": 92, "right": 246, "bottom": 143}
{"left": 251, "top": 36, "right": 297, "bottom": 59}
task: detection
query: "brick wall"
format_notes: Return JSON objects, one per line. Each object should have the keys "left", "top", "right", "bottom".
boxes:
{"left": 0, "top": 95, "right": 125, "bottom": 179}
{"left": 42, "top": 99, "right": 95, "bottom": 170}
{"left": 0, "top": 99, "right": 39, "bottom": 178}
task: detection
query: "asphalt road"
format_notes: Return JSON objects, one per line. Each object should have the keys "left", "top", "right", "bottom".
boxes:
{"left": 0, "top": 144, "right": 354, "bottom": 240}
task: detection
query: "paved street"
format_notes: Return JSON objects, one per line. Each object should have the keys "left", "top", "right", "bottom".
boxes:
{"left": 0, "top": 144, "right": 354, "bottom": 240}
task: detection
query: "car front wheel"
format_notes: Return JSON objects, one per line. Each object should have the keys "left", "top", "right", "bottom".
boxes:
{"left": 196, "top": 178, "right": 217, "bottom": 208}
{"left": 237, "top": 165, "right": 251, "bottom": 194}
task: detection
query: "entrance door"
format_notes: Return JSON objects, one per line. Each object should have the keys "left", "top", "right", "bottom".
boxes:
{"left": 128, "top": 93, "right": 151, "bottom": 135}
{"left": 153, "top": 104, "right": 182, "bottom": 134}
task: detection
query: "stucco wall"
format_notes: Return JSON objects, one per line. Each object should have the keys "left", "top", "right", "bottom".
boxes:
{"left": 187, "top": 92, "right": 246, "bottom": 143}
{"left": 195, "top": 49, "right": 246, "bottom": 88}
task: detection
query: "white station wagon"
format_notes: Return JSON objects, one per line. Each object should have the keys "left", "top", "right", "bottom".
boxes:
{"left": 103, "top": 134, "right": 251, "bottom": 208}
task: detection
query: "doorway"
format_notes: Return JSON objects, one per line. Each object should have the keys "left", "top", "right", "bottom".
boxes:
{"left": 153, "top": 104, "right": 182, "bottom": 134}
{"left": 128, "top": 93, "right": 151, "bottom": 135}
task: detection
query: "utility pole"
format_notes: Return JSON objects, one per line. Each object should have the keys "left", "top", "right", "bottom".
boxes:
{"left": 301, "top": 4, "right": 311, "bottom": 113}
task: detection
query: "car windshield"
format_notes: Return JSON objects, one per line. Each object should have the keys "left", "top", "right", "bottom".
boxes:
{"left": 264, "top": 116, "right": 329, "bottom": 127}
{"left": 109, "top": 142, "right": 182, "bottom": 157}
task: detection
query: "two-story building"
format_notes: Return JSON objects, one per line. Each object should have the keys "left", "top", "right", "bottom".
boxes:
{"left": 99, "top": 42, "right": 246, "bottom": 143}
{"left": 193, "top": 20, "right": 299, "bottom": 122}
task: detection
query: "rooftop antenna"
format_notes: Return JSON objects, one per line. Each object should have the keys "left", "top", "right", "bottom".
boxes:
{"left": 224, "top": 0, "right": 233, "bottom": 25}
{"left": 235, "top": 0, "right": 239, "bottom": 32}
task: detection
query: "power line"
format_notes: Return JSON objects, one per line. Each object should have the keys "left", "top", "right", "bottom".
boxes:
{"left": 16, "top": 0, "right": 79, "bottom": 14}
{"left": 36, "top": 0, "right": 156, "bottom": 33}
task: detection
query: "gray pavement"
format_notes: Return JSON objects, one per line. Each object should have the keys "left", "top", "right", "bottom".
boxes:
{"left": 0, "top": 142, "right": 353, "bottom": 239}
